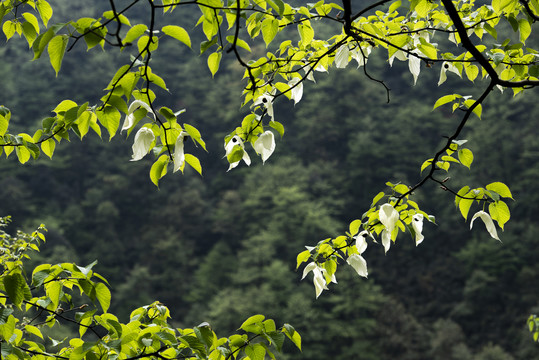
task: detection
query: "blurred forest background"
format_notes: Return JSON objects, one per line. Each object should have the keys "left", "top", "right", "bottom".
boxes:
{"left": 1, "top": 1, "right": 539, "bottom": 359}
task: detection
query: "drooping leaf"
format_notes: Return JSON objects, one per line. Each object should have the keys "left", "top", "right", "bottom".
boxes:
{"left": 162, "top": 25, "right": 191, "bottom": 48}
{"left": 47, "top": 34, "right": 69, "bottom": 76}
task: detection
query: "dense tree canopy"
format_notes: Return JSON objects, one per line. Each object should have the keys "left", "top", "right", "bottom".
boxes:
{"left": 1, "top": 0, "right": 539, "bottom": 359}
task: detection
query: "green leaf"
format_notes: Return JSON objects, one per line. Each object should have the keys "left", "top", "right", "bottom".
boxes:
{"left": 2, "top": 20, "right": 17, "bottom": 40}
{"left": 463, "top": 99, "right": 482, "bottom": 119}
{"left": 16, "top": 146, "right": 31, "bottom": 164}
{"left": 458, "top": 148, "right": 473, "bottom": 168}
{"left": 489, "top": 201, "right": 510, "bottom": 229}
{"left": 518, "top": 18, "right": 532, "bottom": 43}
{"left": 269, "top": 121, "right": 285, "bottom": 137}
{"left": 162, "top": 25, "right": 191, "bottom": 48}
{"left": 185, "top": 154, "right": 203, "bottom": 175}
{"left": 227, "top": 145, "right": 244, "bottom": 164}
{"left": 420, "top": 158, "right": 433, "bottom": 172}
{"left": 3, "top": 273, "right": 30, "bottom": 308}
{"left": 36, "top": 0, "right": 53, "bottom": 27}
{"left": 245, "top": 343, "right": 266, "bottom": 360}
{"left": 207, "top": 52, "right": 222, "bottom": 77}
{"left": 298, "top": 22, "right": 314, "bottom": 45}
{"left": 433, "top": 94, "right": 456, "bottom": 110}
{"left": 226, "top": 35, "right": 251, "bottom": 52}
{"left": 95, "top": 283, "right": 111, "bottom": 313}
{"left": 486, "top": 182, "right": 513, "bottom": 199}
{"left": 393, "top": 184, "right": 409, "bottom": 195}
{"left": 465, "top": 64, "right": 479, "bottom": 81}
{"left": 124, "top": 24, "right": 148, "bottom": 44}
{"left": 22, "top": 22, "right": 38, "bottom": 47}
{"left": 371, "top": 191, "right": 385, "bottom": 206}
{"left": 96, "top": 106, "right": 120, "bottom": 140}
{"left": 150, "top": 154, "right": 169, "bottom": 187}
{"left": 0, "top": 113, "right": 8, "bottom": 137}
{"left": 262, "top": 18, "right": 279, "bottom": 47}
{"left": 296, "top": 250, "right": 311, "bottom": 269}
{"left": 389, "top": 0, "right": 401, "bottom": 13}
{"left": 282, "top": 324, "right": 301, "bottom": 350}
{"left": 45, "top": 280, "right": 62, "bottom": 308}
{"left": 184, "top": 123, "right": 207, "bottom": 150}
{"left": 240, "top": 315, "right": 265, "bottom": 331}
{"left": 25, "top": 325, "right": 44, "bottom": 339}
{"left": 48, "top": 35, "right": 69, "bottom": 76}
{"left": 458, "top": 193, "right": 474, "bottom": 220}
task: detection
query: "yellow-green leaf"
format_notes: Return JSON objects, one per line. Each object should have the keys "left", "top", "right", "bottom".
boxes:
{"left": 41, "top": 138, "right": 56, "bottom": 159}
{"left": 162, "top": 25, "right": 191, "bottom": 48}
{"left": 207, "top": 52, "right": 222, "bottom": 77}
{"left": 150, "top": 154, "right": 169, "bottom": 186}
{"left": 486, "top": 182, "right": 513, "bottom": 199}
{"left": 36, "top": 0, "right": 53, "bottom": 27}
{"left": 185, "top": 154, "right": 202, "bottom": 175}
{"left": 48, "top": 35, "right": 69, "bottom": 76}
{"left": 458, "top": 148, "right": 473, "bottom": 168}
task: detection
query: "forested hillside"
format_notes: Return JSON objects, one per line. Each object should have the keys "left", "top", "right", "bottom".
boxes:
{"left": 1, "top": 0, "right": 539, "bottom": 359}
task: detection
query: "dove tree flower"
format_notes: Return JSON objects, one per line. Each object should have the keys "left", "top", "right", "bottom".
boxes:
{"left": 288, "top": 77, "right": 303, "bottom": 105}
{"left": 350, "top": 44, "right": 371, "bottom": 68}
{"left": 438, "top": 61, "right": 462, "bottom": 86}
{"left": 470, "top": 211, "right": 500, "bottom": 241}
{"left": 412, "top": 213, "right": 425, "bottom": 246}
{"left": 302, "top": 262, "right": 330, "bottom": 299}
{"left": 253, "top": 131, "right": 276, "bottom": 164}
{"left": 253, "top": 90, "right": 276, "bottom": 121}
{"left": 122, "top": 100, "right": 155, "bottom": 132}
{"left": 224, "top": 135, "right": 251, "bottom": 171}
{"left": 334, "top": 44, "right": 350, "bottom": 69}
{"left": 173, "top": 131, "right": 187, "bottom": 173}
{"left": 379, "top": 203, "right": 400, "bottom": 254}
{"left": 346, "top": 230, "right": 370, "bottom": 278}
{"left": 130, "top": 127, "right": 155, "bottom": 161}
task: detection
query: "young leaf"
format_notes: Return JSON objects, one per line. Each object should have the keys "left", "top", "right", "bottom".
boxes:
{"left": 458, "top": 148, "right": 473, "bottom": 168}
{"left": 486, "top": 182, "right": 513, "bottom": 199}
{"left": 36, "top": 0, "right": 53, "bottom": 27}
{"left": 185, "top": 154, "right": 202, "bottom": 175}
{"left": 162, "top": 25, "right": 191, "bottom": 48}
{"left": 261, "top": 18, "right": 279, "bottom": 47}
{"left": 240, "top": 315, "right": 265, "bottom": 331}
{"left": 150, "top": 154, "right": 169, "bottom": 186}
{"left": 95, "top": 282, "right": 111, "bottom": 313}
{"left": 207, "top": 52, "right": 222, "bottom": 77}
{"left": 48, "top": 35, "right": 69, "bottom": 76}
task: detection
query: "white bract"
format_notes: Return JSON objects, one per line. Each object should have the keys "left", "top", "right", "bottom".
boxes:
{"left": 253, "top": 131, "right": 276, "bottom": 164}
{"left": 408, "top": 50, "right": 421, "bottom": 85}
{"left": 224, "top": 135, "right": 251, "bottom": 171}
{"left": 122, "top": 100, "right": 154, "bottom": 132}
{"left": 412, "top": 213, "right": 424, "bottom": 245}
{"left": 253, "top": 90, "right": 276, "bottom": 121}
{"left": 334, "top": 44, "right": 350, "bottom": 68}
{"left": 130, "top": 127, "right": 155, "bottom": 161}
{"left": 173, "top": 131, "right": 188, "bottom": 173}
{"left": 347, "top": 230, "right": 370, "bottom": 277}
{"left": 379, "top": 203, "right": 400, "bottom": 253}
{"left": 438, "top": 61, "right": 461, "bottom": 85}
{"left": 288, "top": 77, "right": 303, "bottom": 105}
{"left": 354, "top": 230, "right": 370, "bottom": 254}
{"left": 347, "top": 254, "right": 368, "bottom": 278}
{"left": 470, "top": 210, "right": 500, "bottom": 241}
{"left": 351, "top": 45, "right": 371, "bottom": 67}
{"left": 388, "top": 49, "right": 408, "bottom": 67}
{"left": 302, "top": 262, "right": 329, "bottom": 298}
